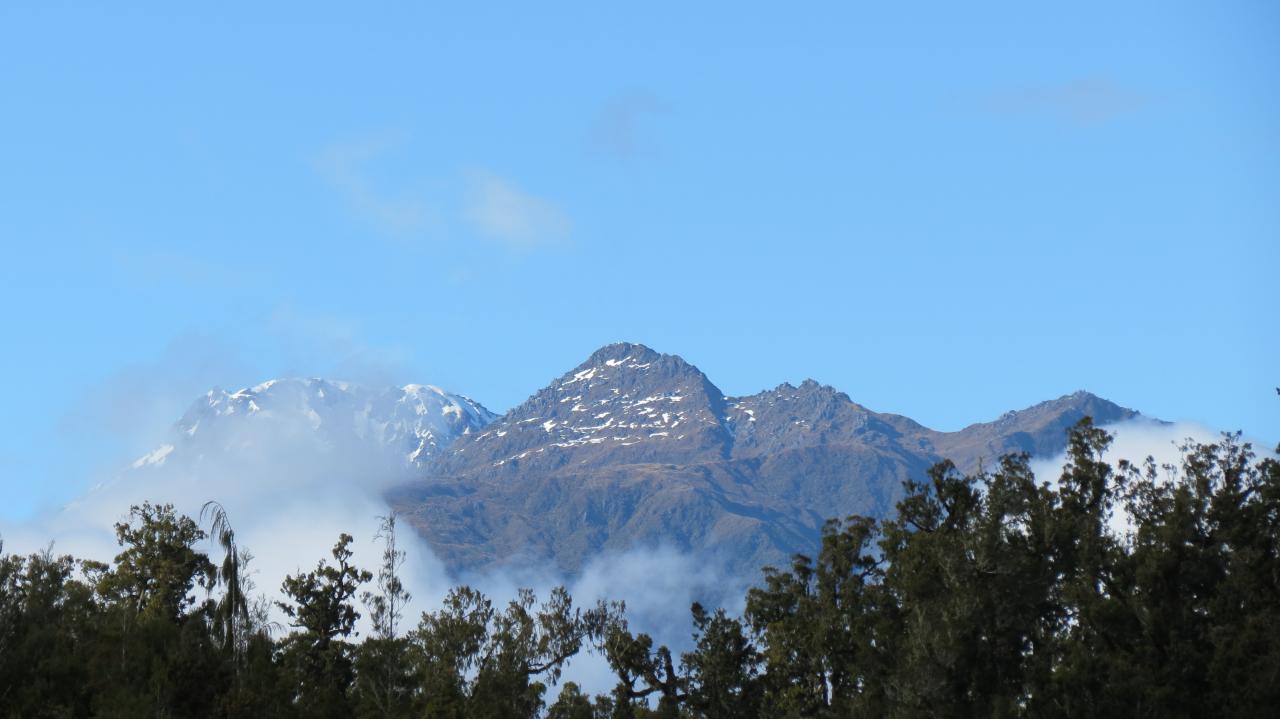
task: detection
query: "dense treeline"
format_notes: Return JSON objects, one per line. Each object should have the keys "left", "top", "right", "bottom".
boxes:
{"left": 1, "top": 419, "right": 1277, "bottom": 718}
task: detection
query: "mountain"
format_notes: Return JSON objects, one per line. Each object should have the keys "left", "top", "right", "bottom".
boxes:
{"left": 129, "top": 378, "right": 497, "bottom": 478}
{"left": 119, "top": 346, "right": 1142, "bottom": 585}
{"left": 427, "top": 343, "right": 732, "bottom": 475}
{"left": 391, "top": 343, "right": 1141, "bottom": 580}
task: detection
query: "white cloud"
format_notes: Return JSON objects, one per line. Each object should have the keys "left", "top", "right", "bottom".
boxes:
{"left": 5, "top": 379, "right": 725, "bottom": 700}
{"left": 1028, "top": 418, "right": 1275, "bottom": 537}
{"left": 1027, "top": 418, "right": 1236, "bottom": 484}
{"left": 314, "top": 133, "right": 572, "bottom": 252}
{"left": 61, "top": 334, "right": 248, "bottom": 465}
{"left": 314, "top": 134, "right": 431, "bottom": 236}
{"left": 463, "top": 170, "right": 571, "bottom": 249}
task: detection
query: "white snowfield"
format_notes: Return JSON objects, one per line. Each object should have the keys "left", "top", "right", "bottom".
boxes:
{"left": 130, "top": 377, "right": 497, "bottom": 472}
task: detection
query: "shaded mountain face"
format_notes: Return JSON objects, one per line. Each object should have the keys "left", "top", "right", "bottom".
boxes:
{"left": 392, "top": 343, "right": 1141, "bottom": 581}
{"left": 120, "top": 348, "right": 1140, "bottom": 586}
{"left": 929, "top": 390, "right": 1142, "bottom": 468}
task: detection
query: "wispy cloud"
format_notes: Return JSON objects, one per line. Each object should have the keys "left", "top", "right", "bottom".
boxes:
{"left": 314, "top": 134, "right": 431, "bottom": 236}
{"left": 463, "top": 170, "right": 571, "bottom": 249}
{"left": 315, "top": 135, "right": 571, "bottom": 252}
{"left": 265, "top": 303, "right": 366, "bottom": 363}
{"left": 981, "top": 76, "right": 1147, "bottom": 126}
{"left": 587, "top": 90, "right": 668, "bottom": 160}
{"left": 62, "top": 334, "right": 248, "bottom": 461}
{"left": 265, "top": 302, "right": 411, "bottom": 387}
{"left": 58, "top": 307, "right": 409, "bottom": 474}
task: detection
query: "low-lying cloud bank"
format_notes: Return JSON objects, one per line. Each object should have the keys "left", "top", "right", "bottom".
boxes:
{"left": 1, "top": 401, "right": 736, "bottom": 696}
{"left": 5, "top": 410, "right": 1270, "bottom": 697}
{"left": 1028, "top": 417, "right": 1275, "bottom": 484}
{"left": 1028, "top": 417, "right": 1275, "bottom": 537}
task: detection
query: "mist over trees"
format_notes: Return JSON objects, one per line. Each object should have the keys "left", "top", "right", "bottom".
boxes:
{"left": 1, "top": 419, "right": 1277, "bottom": 718}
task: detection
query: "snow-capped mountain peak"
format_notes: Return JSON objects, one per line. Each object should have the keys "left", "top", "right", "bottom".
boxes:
{"left": 134, "top": 378, "right": 496, "bottom": 474}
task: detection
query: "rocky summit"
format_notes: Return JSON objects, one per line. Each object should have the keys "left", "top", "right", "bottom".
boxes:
{"left": 391, "top": 343, "right": 1141, "bottom": 581}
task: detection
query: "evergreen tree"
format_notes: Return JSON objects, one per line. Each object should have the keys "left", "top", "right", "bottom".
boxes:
{"left": 278, "top": 533, "right": 372, "bottom": 718}
{"left": 90, "top": 503, "right": 224, "bottom": 717}
{"left": 97, "top": 502, "right": 216, "bottom": 622}
{"left": 356, "top": 513, "right": 416, "bottom": 718}
{"left": 547, "top": 681, "right": 605, "bottom": 719}
{"left": 410, "top": 585, "right": 610, "bottom": 718}
{"left": 1, "top": 414, "right": 1277, "bottom": 718}
{"left": 681, "top": 602, "right": 762, "bottom": 718}
{"left": 0, "top": 545, "right": 97, "bottom": 717}
{"left": 596, "top": 610, "right": 685, "bottom": 718}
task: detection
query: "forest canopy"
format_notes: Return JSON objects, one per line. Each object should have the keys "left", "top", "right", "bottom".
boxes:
{"left": 1, "top": 419, "right": 1277, "bottom": 718}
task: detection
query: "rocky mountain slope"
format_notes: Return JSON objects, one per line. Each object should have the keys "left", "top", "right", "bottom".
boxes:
{"left": 392, "top": 343, "right": 1141, "bottom": 579}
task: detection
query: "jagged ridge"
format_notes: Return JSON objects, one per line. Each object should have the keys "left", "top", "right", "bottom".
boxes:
{"left": 394, "top": 343, "right": 1141, "bottom": 579}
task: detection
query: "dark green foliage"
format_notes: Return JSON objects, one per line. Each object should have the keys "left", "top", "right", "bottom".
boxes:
{"left": 277, "top": 532, "right": 373, "bottom": 718}
{"left": 408, "top": 584, "right": 611, "bottom": 718}
{"left": 587, "top": 419, "right": 1280, "bottom": 719}
{"left": 1, "top": 419, "right": 1277, "bottom": 717}
{"left": 90, "top": 503, "right": 227, "bottom": 718}
{"left": 682, "top": 603, "right": 761, "bottom": 718}
{"left": 98, "top": 502, "right": 217, "bottom": 622}
{"left": 596, "top": 615, "right": 685, "bottom": 718}
{"left": 745, "top": 515, "right": 890, "bottom": 717}
{"left": 547, "top": 682, "right": 605, "bottom": 719}
{"left": 0, "top": 547, "right": 96, "bottom": 717}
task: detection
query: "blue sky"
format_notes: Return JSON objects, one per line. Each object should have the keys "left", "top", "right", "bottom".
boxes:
{"left": 2, "top": 2, "right": 1277, "bottom": 521}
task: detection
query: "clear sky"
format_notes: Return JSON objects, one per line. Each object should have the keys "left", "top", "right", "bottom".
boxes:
{"left": 1, "top": 2, "right": 1277, "bottom": 521}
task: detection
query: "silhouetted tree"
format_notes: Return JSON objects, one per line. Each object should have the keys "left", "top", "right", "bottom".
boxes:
{"left": 278, "top": 533, "right": 372, "bottom": 718}
{"left": 2, "top": 417, "right": 1278, "bottom": 718}
{"left": 356, "top": 513, "right": 417, "bottom": 718}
